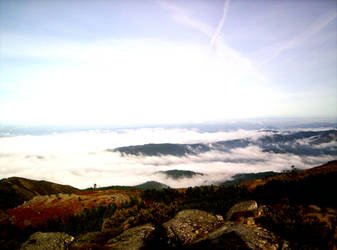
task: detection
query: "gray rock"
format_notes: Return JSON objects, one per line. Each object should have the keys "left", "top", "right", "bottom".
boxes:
{"left": 307, "top": 204, "right": 321, "bottom": 213}
{"left": 191, "top": 223, "right": 286, "bottom": 250}
{"left": 69, "top": 231, "right": 108, "bottom": 249}
{"left": 106, "top": 223, "right": 155, "bottom": 250}
{"left": 20, "top": 232, "right": 74, "bottom": 250}
{"left": 163, "top": 209, "right": 224, "bottom": 246}
{"left": 226, "top": 200, "right": 258, "bottom": 221}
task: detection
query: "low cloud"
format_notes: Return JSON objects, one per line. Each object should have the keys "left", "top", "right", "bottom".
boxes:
{"left": 0, "top": 128, "right": 335, "bottom": 189}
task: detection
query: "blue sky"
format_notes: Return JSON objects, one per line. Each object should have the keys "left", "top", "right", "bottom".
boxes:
{"left": 0, "top": 0, "right": 336, "bottom": 126}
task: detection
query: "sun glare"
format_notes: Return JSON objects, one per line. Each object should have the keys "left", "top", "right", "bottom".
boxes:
{"left": 1, "top": 40, "right": 273, "bottom": 125}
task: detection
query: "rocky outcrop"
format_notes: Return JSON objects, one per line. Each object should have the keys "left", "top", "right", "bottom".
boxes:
{"left": 190, "top": 223, "right": 287, "bottom": 249}
{"left": 160, "top": 201, "right": 289, "bottom": 249}
{"left": 226, "top": 200, "right": 258, "bottom": 221}
{"left": 69, "top": 231, "right": 109, "bottom": 249}
{"left": 163, "top": 209, "right": 224, "bottom": 247}
{"left": 20, "top": 232, "right": 74, "bottom": 250}
{"left": 105, "top": 223, "right": 155, "bottom": 249}
{"left": 17, "top": 200, "right": 290, "bottom": 249}
{"left": 307, "top": 204, "right": 321, "bottom": 213}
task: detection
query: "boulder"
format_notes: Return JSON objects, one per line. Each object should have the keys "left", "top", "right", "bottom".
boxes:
{"left": 69, "top": 231, "right": 109, "bottom": 249}
{"left": 163, "top": 209, "right": 223, "bottom": 247}
{"left": 226, "top": 200, "right": 258, "bottom": 221}
{"left": 190, "top": 223, "right": 286, "bottom": 250}
{"left": 105, "top": 223, "right": 155, "bottom": 250}
{"left": 257, "top": 205, "right": 270, "bottom": 217}
{"left": 307, "top": 204, "right": 321, "bottom": 213}
{"left": 20, "top": 232, "right": 74, "bottom": 250}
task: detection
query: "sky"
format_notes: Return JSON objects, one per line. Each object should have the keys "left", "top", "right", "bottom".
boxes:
{"left": 0, "top": 0, "right": 336, "bottom": 126}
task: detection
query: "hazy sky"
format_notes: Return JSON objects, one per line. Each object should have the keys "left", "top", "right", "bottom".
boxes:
{"left": 1, "top": 0, "right": 336, "bottom": 126}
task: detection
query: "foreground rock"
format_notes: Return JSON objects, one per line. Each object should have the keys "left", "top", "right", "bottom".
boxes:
{"left": 20, "top": 232, "right": 74, "bottom": 250}
{"left": 105, "top": 223, "right": 155, "bottom": 249}
{"left": 70, "top": 231, "right": 109, "bottom": 249}
{"left": 163, "top": 209, "right": 224, "bottom": 247}
{"left": 226, "top": 200, "right": 258, "bottom": 221}
{"left": 170, "top": 201, "right": 288, "bottom": 249}
{"left": 190, "top": 223, "right": 286, "bottom": 250}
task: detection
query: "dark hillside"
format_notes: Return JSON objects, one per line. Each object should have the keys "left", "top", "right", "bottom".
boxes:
{"left": 0, "top": 177, "right": 80, "bottom": 210}
{"left": 157, "top": 170, "right": 204, "bottom": 179}
{"left": 134, "top": 181, "right": 168, "bottom": 190}
{"left": 91, "top": 181, "right": 168, "bottom": 191}
{"left": 241, "top": 160, "right": 337, "bottom": 192}
{"left": 111, "top": 143, "right": 209, "bottom": 156}
{"left": 220, "top": 171, "right": 279, "bottom": 186}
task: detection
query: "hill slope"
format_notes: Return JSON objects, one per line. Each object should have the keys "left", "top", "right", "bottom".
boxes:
{"left": 241, "top": 160, "right": 337, "bottom": 192}
{"left": 157, "top": 170, "right": 204, "bottom": 179}
{"left": 221, "top": 171, "right": 279, "bottom": 186}
{"left": 134, "top": 181, "right": 168, "bottom": 190}
{"left": 95, "top": 181, "right": 169, "bottom": 191}
{"left": 0, "top": 177, "right": 80, "bottom": 210}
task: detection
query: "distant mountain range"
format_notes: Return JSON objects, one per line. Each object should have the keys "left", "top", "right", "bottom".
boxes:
{"left": 157, "top": 170, "right": 204, "bottom": 179}
{"left": 91, "top": 181, "right": 169, "bottom": 191}
{"left": 1, "top": 121, "right": 336, "bottom": 137}
{"left": 110, "top": 130, "right": 337, "bottom": 157}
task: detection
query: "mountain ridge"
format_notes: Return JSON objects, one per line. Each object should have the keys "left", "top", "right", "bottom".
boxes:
{"left": 0, "top": 177, "right": 80, "bottom": 210}
{"left": 111, "top": 130, "right": 337, "bottom": 157}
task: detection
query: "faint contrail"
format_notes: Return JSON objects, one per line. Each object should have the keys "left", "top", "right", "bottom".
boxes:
{"left": 260, "top": 10, "right": 337, "bottom": 66}
{"left": 210, "top": 0, "right": 231, "bottom": 50}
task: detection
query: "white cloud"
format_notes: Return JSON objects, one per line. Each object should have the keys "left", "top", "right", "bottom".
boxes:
{"left": 0, "top": 36, "right": 271, "bottom": 125}
{"left": 0, "top": 128, "right": 334, "bottom": 189}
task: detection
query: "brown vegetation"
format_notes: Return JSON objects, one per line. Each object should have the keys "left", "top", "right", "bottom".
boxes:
{"left": 5, "top": 190, "right": 133, "bottom": 229}
{"left": 0, "top": 177, "right": 80, "bottom": 210}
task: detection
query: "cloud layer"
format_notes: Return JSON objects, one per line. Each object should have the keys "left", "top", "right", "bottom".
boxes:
{"left": 0, "top": 128, "right": 335, "bottom": 189}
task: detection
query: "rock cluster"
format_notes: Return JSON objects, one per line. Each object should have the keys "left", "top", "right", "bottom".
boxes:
{"left": 20, "top": 232, "right": 74, "bottom": 250}
{"left": 191, "top": 223, "right": 284, "bottom": 249}
{"left": 163, "top": 209, "right": 224, "bottom": 246}
{"left": 161, "top": 201, "right": 286, "bottom": 249}
{"left": 106, "top": 223, "right": 155, "bottom": 249}
{"left": 225, "top": 200, "right": 258, "bottom": 221}
{"left": 20, "top": 200, "right": 289, "bottom": 249}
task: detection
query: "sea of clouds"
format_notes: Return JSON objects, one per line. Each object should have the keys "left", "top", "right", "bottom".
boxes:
{"left": 0, "top": 127, "right": 335, "bottom": 189}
